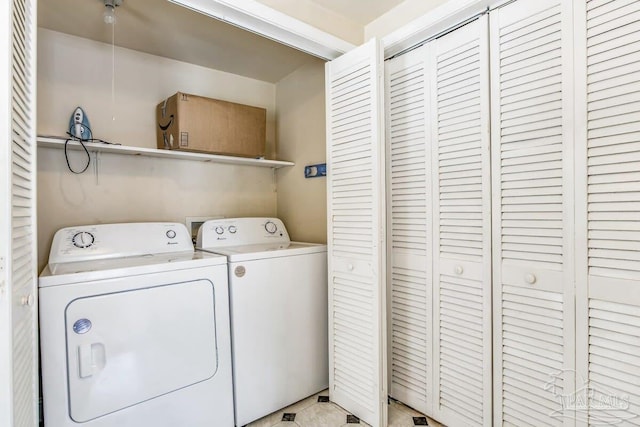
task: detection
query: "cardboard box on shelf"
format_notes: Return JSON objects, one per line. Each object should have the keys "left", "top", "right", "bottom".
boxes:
{"left": 156, "top": 92, "right": 266, "bottom": 158}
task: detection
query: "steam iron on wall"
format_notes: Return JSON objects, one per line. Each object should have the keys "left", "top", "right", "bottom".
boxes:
{"left": 68, "top": 107, "right": 92, "bottom": 140}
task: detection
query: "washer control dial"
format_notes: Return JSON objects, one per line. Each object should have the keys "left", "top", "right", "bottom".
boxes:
{"left": 228, "top": 225, "right": 237, "bottom": 234}
{"left": 72, "top": 232, "right": 95, "bottom": 249}
{"left": 215, "top": 226, "right": 225, "bottom": 235}
{"left": 264, "top": 221, "right": 278, "bottom": 234}
{"left": 166, "top": 229, "right": 177, "bottom": 239}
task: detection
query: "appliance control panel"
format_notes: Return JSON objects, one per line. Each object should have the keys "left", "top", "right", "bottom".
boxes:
{"left": 196, "top": 217, "right": 290, "bottom": 248}
{"left": 48, "top": 223, "right": 193, "bottom": 265}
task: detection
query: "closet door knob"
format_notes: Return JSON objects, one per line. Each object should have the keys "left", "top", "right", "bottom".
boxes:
{"left": 21, "top": 293, "right": 34, "bottom": 307}
{"left": 455, "top": 265, "right": 463, "bottom": 275}
{"left": 525, "top": 274, "right": 536, "bottom": 284}
{"left": 347, "top": 264, "right": 354, "bottom": 271}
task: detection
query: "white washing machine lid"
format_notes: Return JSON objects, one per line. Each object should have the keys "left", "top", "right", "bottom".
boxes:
{"left": 199, "top": 242, "right": 326, "bottom": 262}
{"left": 39, "top": 251, "right": 227, "bottom": 288}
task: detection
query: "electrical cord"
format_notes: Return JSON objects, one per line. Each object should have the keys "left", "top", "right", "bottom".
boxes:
{"left": 64, "top": 125, "right": 120, "bottom": 174}
{"left": 64, "top": 136, "right": 91, "bottom": 174}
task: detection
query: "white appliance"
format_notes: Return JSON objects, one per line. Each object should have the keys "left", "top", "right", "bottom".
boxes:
{"left": 39, "top": 223, "right": 234, "bottom": 427}
{"left": 196, "top": 217, "right": 328, "bottom": 426}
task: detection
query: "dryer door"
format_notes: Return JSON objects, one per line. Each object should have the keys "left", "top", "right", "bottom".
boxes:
{"left": 65, "top": 279, "right": 218, "bottom": 422}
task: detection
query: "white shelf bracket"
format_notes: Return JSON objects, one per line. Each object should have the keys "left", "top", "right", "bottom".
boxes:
{"left": 93, "top": 150, "right": 100, "bottom": 185}
{"left": 271, "top": 168, "right": 277, "bottom": 193}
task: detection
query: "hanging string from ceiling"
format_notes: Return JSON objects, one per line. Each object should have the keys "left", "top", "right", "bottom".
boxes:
{"left": 102, "top": 0, "right": 122, "bottom": 123}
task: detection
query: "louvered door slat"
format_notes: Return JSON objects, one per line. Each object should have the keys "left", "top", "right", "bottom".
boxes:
{"left": 431, "top": 17, "right": 491, "bottom": 427}
{"left": 491, "top": 0, "right": 575, "bottom": 425}
{"left": 385, "top": 43, "right": 431, "bottom": 416}
{"left": 585, "top": 14, "right": 640, "bottom": 276}
{"left": 1, "top": 1, "right": 38, "bottom": 427}
{"left": 574, "top": 1, "right": 640, "bottom": 425}
{"left": 327, "top": 39, "right": 386, "bottom": 427}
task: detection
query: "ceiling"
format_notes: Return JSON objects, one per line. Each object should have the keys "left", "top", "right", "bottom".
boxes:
{"left": 308, "top": 0, "right": 405, "bottom": 25}
{"left": 37, "top": 0, "right": 405, "bottom": 83}
{"left": 37, "top": 0, "right": 323, "bottom": 83}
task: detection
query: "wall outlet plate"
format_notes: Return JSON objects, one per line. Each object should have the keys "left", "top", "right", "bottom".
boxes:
{"left": 186, "top": 216, "right": 223, "bottom": 243}
{"left": 304, "top": 163, "right": 326, "bottom": 178}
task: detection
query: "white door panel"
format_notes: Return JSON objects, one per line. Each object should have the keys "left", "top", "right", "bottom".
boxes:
{"left": 430, "top": 16, "right": 492, "bottom": 427}
{"left": 326, "top": 38, "right": 387, "bottom": 427}
{"left": 385, "top": 44, "right": 431, "bottom": 415}
{"left": 575, "top": 1, "right": 640, "bottom": 425}
{"left": 491, "top": 0, "right": 575, "bottom": 425}
{"left": 0, "top": 1, "right": 38, "bottom": 426}
{"left": 384, "top": 16, "right": 491, "bottom": 426}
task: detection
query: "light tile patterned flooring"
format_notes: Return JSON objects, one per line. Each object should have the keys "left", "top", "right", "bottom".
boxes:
{"left": 246, "top": 390, "right": 444, "bottom": 427}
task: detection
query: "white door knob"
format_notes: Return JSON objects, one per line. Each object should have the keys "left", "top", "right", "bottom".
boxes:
{"left": 21, "top": 294, "right": 34, "bottom": 307}
{"left": 455, "top": 265, "right": 463, "bottom": 275}
{"left": 347, "top": 264, "right": 354, "bottom": 271}
{"left": 525, "top": 274, "right": 536, "bottom": 284}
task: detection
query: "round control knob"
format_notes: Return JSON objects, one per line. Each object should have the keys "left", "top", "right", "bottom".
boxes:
{"left": 229, "top": 226, "right": 237, "bottom": 234}
{"left": 264, "top": 221, "right": 278, "bottom": 234}
{"left": 72, "top": 231, "right": 95, "bottom": 249}
{"left": 215, "top": 226, "right": 224, "bottom": 235}
{"left": 166, "top": 229, "right": 176, "bottom": 239}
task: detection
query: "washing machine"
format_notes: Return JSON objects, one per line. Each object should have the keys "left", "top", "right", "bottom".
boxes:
{"left": 196, "top": 217, "right": 328, "bottom": 426}
{"left": 39, "top": 222, "right": 234, "bottom": 427}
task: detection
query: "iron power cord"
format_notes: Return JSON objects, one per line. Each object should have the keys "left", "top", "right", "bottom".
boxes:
{"left": 64, "top": 126, "right": 120, "bottom": 174}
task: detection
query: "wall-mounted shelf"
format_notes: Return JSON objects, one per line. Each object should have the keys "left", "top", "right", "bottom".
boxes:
{"left": 37, "top": 137, "right": 294, "bottom": 169}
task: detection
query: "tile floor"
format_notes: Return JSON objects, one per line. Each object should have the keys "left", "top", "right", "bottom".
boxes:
{"left": 245, "top": 390, "right": 444, "bottom": 427}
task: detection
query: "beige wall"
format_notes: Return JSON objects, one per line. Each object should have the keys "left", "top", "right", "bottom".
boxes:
{"left": 365, "top": 0, "right": 448, "bottom": 41}
{"left": 37, "top": 29, "right": 278, "bottom": 270}
{"left": 37, "top": 29, "right": 277, "bottom": 156}
{"left": 275, "top": 60, "right": 327, "bottom": 244}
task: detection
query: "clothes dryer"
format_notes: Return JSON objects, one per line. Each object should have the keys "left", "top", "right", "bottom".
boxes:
{"left": 196, "top": 217, "right": 328, "bottom": 426}
{"left": 39, "top": 223, "right": 234, "bottom": 427}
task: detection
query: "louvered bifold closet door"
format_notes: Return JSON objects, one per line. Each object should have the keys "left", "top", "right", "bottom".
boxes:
{"left": 0, "top": 0, "right": 38, "bottom": 426}
{"left": 428, "top": 16, "right": 492, "bottom": 427}
{"left": 326, "top": 38, "right": 388, "bottom": 427}
{"left": 385, "top": 45, "right": 432, "bottom": 416}
{"left": 490, "top": 0, "right": 575, "bottom": 426}
{"left": 574, "top": 1, "right": 640, "bottom": 425}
